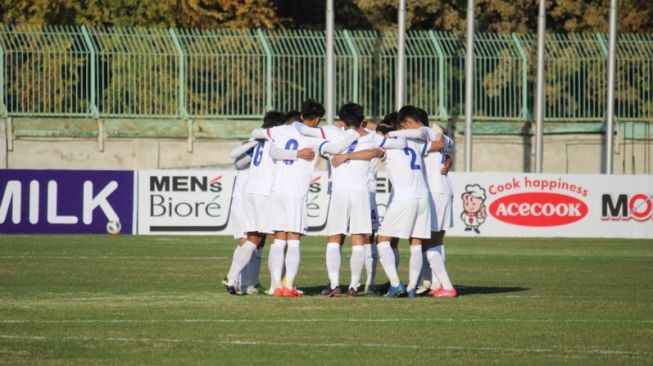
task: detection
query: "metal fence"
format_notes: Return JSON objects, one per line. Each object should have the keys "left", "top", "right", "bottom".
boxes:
{"left": 0, "top": 25, "right": 652, "bottom": 123}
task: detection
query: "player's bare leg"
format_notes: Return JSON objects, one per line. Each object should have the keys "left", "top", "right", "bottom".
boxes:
{"left": 323, "top": 234, "right": 343, "bottom": 297}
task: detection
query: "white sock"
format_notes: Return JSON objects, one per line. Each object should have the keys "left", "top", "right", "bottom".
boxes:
{"left": 407, "top": 245, "right": 423, "bottom": 290}
{"left": 284, "top": 240, "right": 301, "bottom": 289}
{"left": 392, "top": 246, "right": 400, "bottom": 269}
{"left": 249, "top": 246, "right": 263, "bottom": 286}
{"left": 227, "top": 245, "right": 241, "bottom": 281}
{"left": 420, "top": 254, "right": 432, "bottom": 287}
{"left": 349, "top": 245, "right": 366, "bottom": 290}
{"left": 427, "top": 245, "right": 453, "bottom": 290}
{"left": 441, "top": 244, "right": 446, "bottom": 261}
{"left": 227, "top": 241, "right": 257, "bottom": 286}
{"left": 326, "top": 242, "right": 341, "bottom": 289}
{"left": 268, "top": 239, "right": 286, "bottom": 290}
{"left": 364, "top": 242, "right": 378, "bottom": 288}
{"left": 377, "top": 241, "right": 400, "bottom": 287}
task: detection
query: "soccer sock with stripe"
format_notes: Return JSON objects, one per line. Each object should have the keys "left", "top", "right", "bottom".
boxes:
{"left": 227, "top": 241, "right": 257, "bottom": 286}
{"left": 427, "top": 245, "right": 453, "bottom": 290}
{"left": 326, "top": 242, "right": 341, "bottom": 289}
{"left": 284, "top": 240, "right": 301, "bottom": 289}
{"left": 377, "top": 241, "right": 400, "bottom": 287}
{"left": 407, "top": 245, "right": 423, "bottom": 291}
{"left": 364, "top": 242, "right": 377, "bottom": 288}
{"left": 349, "top": 245, "right": 365, "bottom": 290}
{"left": 268, "top": 239, "right": 286, "bottom": 290}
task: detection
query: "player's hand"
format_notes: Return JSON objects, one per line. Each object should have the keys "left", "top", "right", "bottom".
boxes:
{"left": 297, "top": 148, "right": 316, "bottom": 161}
{"left": 441, "top": 156, "right": 453, "bottom": 175}
{"left": 372, "top": 147, "right": 385, "bottom": 158}
{"left": 331, "top": 154, "right": 349, "bottom": 168}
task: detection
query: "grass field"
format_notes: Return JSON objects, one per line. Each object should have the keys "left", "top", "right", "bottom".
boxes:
{"left": 0, "top": 235, "right": 651, "bottom": 365}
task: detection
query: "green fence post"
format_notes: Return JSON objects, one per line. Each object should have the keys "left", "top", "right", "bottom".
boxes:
{"left": 512, "top": 33, "right": 530, "bottom": 121}
{"left": 428, "top": 31, "right": 448, "bottom": 119}
{"left": 0, "top": 35, "right": 5, "bottom": 117}
{"left": 343, "top": 30, "right": 359, "bottom": 103}
{"left": 80, "top": 26, "right": 99, "bottom": 118}
{"left": 169, "top": 28, "right": 188, "bottom": 118}
{"left": 256, "top": 29, "right": 273, "bottom": 111}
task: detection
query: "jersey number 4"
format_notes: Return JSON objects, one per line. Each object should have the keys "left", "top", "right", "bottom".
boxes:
{"left": 403, "top": 147, "right": 421, "bottom": 170}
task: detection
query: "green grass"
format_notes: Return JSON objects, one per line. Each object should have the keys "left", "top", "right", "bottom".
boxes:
{"left": 0, "top": 235, "right": 651, "bottom": 365}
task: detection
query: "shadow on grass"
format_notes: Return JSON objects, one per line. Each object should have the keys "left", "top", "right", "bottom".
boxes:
{"left": 296, "top": 285, "right": 530, "bottom": 297}
{"left": 456, "top": 285, "right": 529, "bottom": 296}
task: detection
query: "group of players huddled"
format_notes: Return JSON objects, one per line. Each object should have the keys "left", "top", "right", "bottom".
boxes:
{"left": 223, "top": 99, "right": 456, "bottom": 298}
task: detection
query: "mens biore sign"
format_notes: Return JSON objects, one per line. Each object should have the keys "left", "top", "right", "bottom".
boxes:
{"left": 137, "top": 170, "right": 236, "bottom": 234}
{"left": 0, "top": 169, "right": 135, "bottom": 234}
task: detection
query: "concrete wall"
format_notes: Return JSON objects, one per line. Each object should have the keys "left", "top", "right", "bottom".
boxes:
{"left": 3, "top": 133, "right": 652, "bottom": 174}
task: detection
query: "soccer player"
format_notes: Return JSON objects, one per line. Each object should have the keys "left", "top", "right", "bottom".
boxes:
{"left": 252, "top": 99, "right": 360, "bottom": 297}
{"left": 224, "top": 111, "right": 315, "bottom": 295}
{"left": 362, "top": 119, "right": 380, "bottom": 294}
{"left": 226, "top": 111, "right": 284, "bottom": 295}
{"left": 314, "top": 103, "right": 382, "bottom": 297}
{"left": 388, "top": 106, "right": 457, "bottom": 298}
{"left": 301, "top": 106, "right": 407, "bottom": 297}
{"left": 373, "top": 108, "right": 432, "bottom": 298}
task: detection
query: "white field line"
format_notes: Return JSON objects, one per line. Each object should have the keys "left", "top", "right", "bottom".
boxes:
{"left": 0, "top": 334, "right": 648, "bottom": 357}
{"left": 0, "top": 318, "right": 651, "bottom": 324}
{"left": 0, "top": 255, "right": 325, "bottom": 260}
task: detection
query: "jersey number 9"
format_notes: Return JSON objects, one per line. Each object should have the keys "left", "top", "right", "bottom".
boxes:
{"left": 284, "top": 139, "right": 299, "bottom": 165}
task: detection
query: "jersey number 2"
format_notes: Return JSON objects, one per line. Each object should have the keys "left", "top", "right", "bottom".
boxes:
{"left": 403, "top": 147, "right": 421, "bottom": 170}
{"left": 284, "top": 139, "right": 299, "bottom": 165}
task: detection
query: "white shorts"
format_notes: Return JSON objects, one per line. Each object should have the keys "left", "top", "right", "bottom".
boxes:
{"left": 378, "top": 198, "right": 431, "bottom": 239}
{"left": 242, "top": 193, "right": 273, "bottom": 234}
{"left": 326, "top": 190, "right": 372, "bottom": 236}
{"left": 369, "top": 191, "right": 379, "bottom": 231}
{"left": 430, "top": 193, "right": 454, "bottom": 232}
{"left": 229, "top": 193, "right": 247, "bottom": 239}
{"left": 270, "top": 193, "right": 307, "bottom": 234}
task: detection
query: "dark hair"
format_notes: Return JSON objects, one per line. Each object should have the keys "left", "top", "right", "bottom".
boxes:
{"left": 284, "top": 110, "right": 302, "bottom": 124}
{"left": 301, "top": 99, "right": 326, "bottom": 120}
{"left": 397, "top": 105, "right": 428, "bottom": 126}
{"left": 338, "top": 103, "right": 365, "bottom": 127}
{"left": 376, "top": 111, "right": 398, "bottom": 135}
{"left": 262, "top": 110, "right": 286, "bottom": 128}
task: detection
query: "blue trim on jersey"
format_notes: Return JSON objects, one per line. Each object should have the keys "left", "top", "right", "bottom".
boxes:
{"left": 421, "top": 141, "right": 429, "bottom": 156}
{"left": 379, "top": 137, "right": 387, "bottom": 148}
{"left": 318, "top": 140, "right": 329, "bottom": 155}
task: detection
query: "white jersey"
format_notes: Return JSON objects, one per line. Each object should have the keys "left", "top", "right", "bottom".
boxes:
{"left": 331, "top": 132, "right": 379, "bottom": 192}
{"left": 268, "top": 125, "right": 325, "bottom": 199}
{"left": 382, "top": 138, "right": 429, "bottom": 201}
{"left": 423, "top": 134, "right": 454, "bottom": 196}
{"left": 319, "top": 125, "right": 347, "bottom": 194}
{"left": 364, "top": 128, "right": 380, "bottom": 193}
{"left": 243, "top": 140, "right": 275, "bottom": 196}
